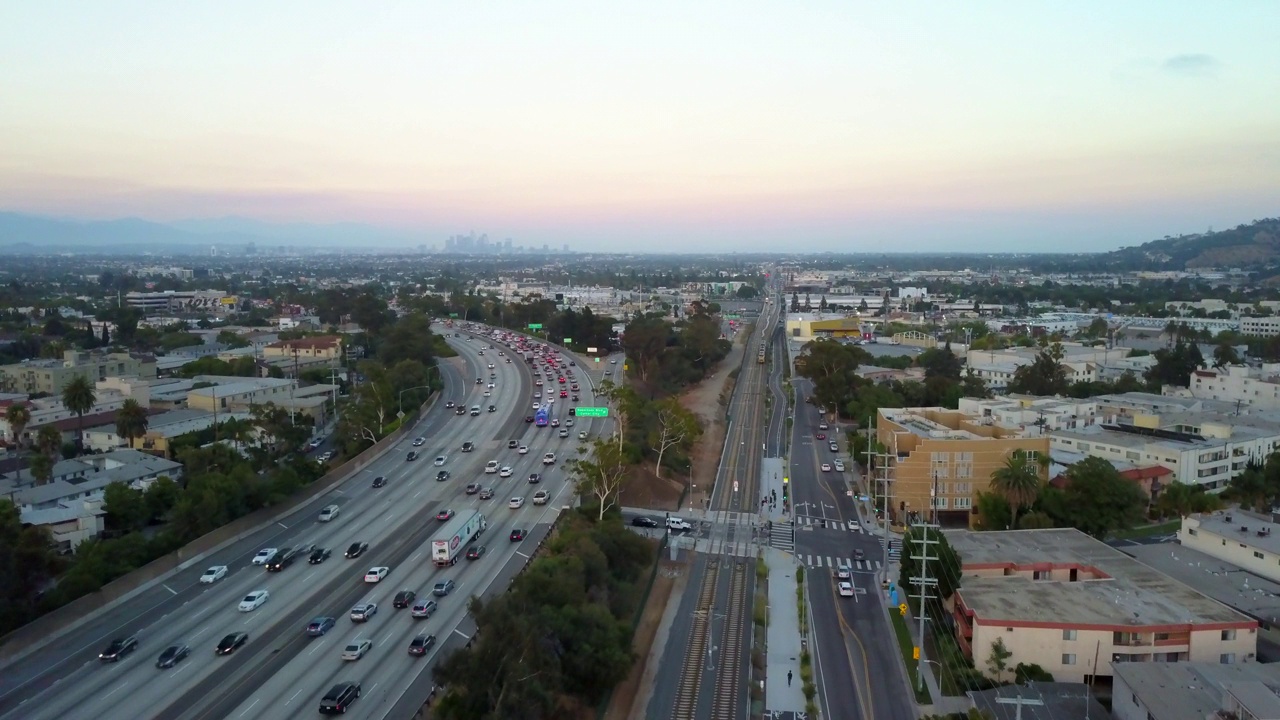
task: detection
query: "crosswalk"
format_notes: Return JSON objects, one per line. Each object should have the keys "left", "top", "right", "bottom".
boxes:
{"left": 769, "top": 521, "right": 794, "bottom": 553}
{"left": 793, "top": 515, "right": 862, "bottom": 532}
{"left": 802, "top": 555, "right": 883, "bottom": 572}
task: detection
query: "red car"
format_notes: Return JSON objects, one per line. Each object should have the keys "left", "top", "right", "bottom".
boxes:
{"left": 815, "top": 433, "right": 826, "bottom": 440}
{"left": 560, "top": 390, "right": 568, "bottom": 398}
{"left": 435, "top": 509, "right": 455, "bottom": 521}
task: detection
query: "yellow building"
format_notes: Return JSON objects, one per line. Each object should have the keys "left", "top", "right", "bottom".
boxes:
{"left": 262, "top": 336, "right": 344, "bottom": 364}
{"left": 877, "top": 407, "right": 1048, "bottom": 527}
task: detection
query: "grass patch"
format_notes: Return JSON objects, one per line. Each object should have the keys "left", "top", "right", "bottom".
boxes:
{"left": 756, "top": 555, "right": 768, "bottom": 581}
{"left": 889, "top": 609, "right": 933, "bottom": 705}
{"left": 432, "top": 334, "right": 458, "bottom": 357}
{"left": 1109, "top": 519, "right": 1180, "bottom": 541}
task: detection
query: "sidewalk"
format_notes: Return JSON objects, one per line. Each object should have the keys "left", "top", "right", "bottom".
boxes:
{"left": 892, "top": 582, "right": 972, "bottom": 716}
{"left": 763, "top": 547, "right": 807, "bottom": 713}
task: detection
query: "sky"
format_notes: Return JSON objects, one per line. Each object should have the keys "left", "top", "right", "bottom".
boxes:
{"left": 2, "top": 1, "right": 1279, "bottom": 253}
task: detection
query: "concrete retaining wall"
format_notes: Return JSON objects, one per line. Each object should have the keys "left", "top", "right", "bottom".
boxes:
{"left": 0, "top": 394, "right": 438, "bottom": 663}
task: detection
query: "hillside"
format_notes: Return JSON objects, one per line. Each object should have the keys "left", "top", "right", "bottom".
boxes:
{"left": 1098, "top": 217, "right": 1280, "bottom": 271}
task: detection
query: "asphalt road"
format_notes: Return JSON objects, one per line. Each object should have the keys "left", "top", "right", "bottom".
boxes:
{"left": 0, "top": 325, "right": 604, "bottom": 720}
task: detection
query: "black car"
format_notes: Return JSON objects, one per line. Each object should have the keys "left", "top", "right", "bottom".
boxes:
{"left": 488, "top": 405, "right": 496, "bottom": 412}
{"left": 507, "top": 440, "right": 519, "bottom": 449}
{"left": 319, "top": 681, "right": 361, "bottom": 715}
{"left": 216, "top": 632, "right": 248, "bottom": 655}
{"left": 454, "top": 406, "right": 466, "bottom": 415}
{"left": 461, "top": 442, "right": 475, "bottom": 452}
{"left": 631, "top": 516, "right": 659, "bottom": 528}
{"left": 406, "top": 451, "right": 418, "bottom": 461}
{"left": 510, "top": 528, "right": 526, "bottom": 542}
{"left": 393, "top": 590, "right": 416, "bottom": 609}
{"left": 372, "top": 475, "right": 387, "bottom": 488}
{"left": 568, "top": 407, "right": 577, "bottom": 416}
{"left": 155, "top": 643, "right": 190, "bottom": 668}
{"left": 465, "top": 482, "right": 480, "bottom": 495}
{"left": 345, "top": 542, "right": 369, "bottom": 559}
{"left": 265, "top": 547, "right": 299, "bottom": 572}
{"left": 99, "top": 636, "right": 138, "bottom": 662}
{"left": 407, "top": 633, "right": 437, "bottom": 656}
{"left": 527, "top": 473, "right": 541, "bottom": 484}
{"left": 466, "top": 545, "right": 487, "bottom": 560}
{"left": 524, "top": 415, "right": 534, "bottom": 423}
{"left": 445, "top": 401, "right": 455, "bottom": 408}
{"left": 306, "top": 616, "right": 336, "bottom": 637}
{"left": 309, "top": 547, "right": 331, "bottom": 564}
{"left": 436, "top": 470, "right": 450, "bottom": 482}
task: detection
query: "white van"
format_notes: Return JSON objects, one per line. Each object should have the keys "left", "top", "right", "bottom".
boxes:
{"left": 319, "top": 504, "right": 340, "bottom": 522}
{"left": 666, "top": 517, "right": 693, "bottom": 531}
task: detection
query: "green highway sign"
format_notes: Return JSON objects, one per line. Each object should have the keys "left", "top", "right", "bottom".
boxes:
{"left": 594, "top": 358, "right": 600, "bottom": 363}
{"left": 448, "top": 313, "right": 459, "bottom": 318}
{"left": 528, "top": 323, "right": 543, "bottom": 330}
{"left": 563, "top": 338, "right": 572, "bottom": 344}
{"left": 576, "top": 407, "right": 609, "bottom": 417}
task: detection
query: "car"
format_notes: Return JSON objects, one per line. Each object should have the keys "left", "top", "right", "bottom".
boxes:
{"left": 432, "top": 580, "right": 456, "bottom": 597}
{"left": 465, "top": 482, "right": 481, "bottom": 494}
{"left": 408, "top": 633, "right": 437, "bottom": 656}
{"left": 350, "top": 603, "right": 378, "bottom": 622}
{"left": 853, "top": 548, "right": 866, "bottom": 561}
{"left": 568, "top": 407, "right": 577, "bottom": 415}
{"left": 99, "top": 636, "right": 138, "bottom": 662}
{"left": 251, "top": 548, "right": 278, "bottom": 565}
{"left": 604, "top": 370, "right": 612, "bottom": 376}
{"left": 266, "top": 547, "right": 300, "bottom": 571}
{"left": 318, "top": 451, "right": 333, "bottom": 462}
{"left": 558, "top": 377, "right": 566, "bottom": 384}
{"left": 487, "top": 363, "right": 495, "bottom": 369}
{"left": 507, "top": 439, "right": 519, "bottom": 449}
{"left": 838, "top": 581, "right": 855, "bottom": 597}
{"left": 410, "top": 600, "right": 438, "bottom": 618}
{"left": 499, "top": 465, "right": 513, "bottom": 477}
{"left": 412, "top": 436, "right": 426, "bottom": 446}
{"left": 509, "top": 496, "right": 525, "bottom": 509}
{"left": 820, "top": 463, "right": 832, "bottom": 472}
{"left": 551, "top": 418, "right": 560, "bottom": 427}
{"left": 371, "top": 474, "right": 388, "bottom": 489}
{"left": 829, "top": 442, "right": 839, "bottom": 452}
{"left": 454, "top": 406, "right": 466, "bottom": 415}
{"left": 466, "top": 545, "right": 487, "bottom": 560}
{"left": 559, "top": 389, "right": 567, "bottom": 398}
{"left": 542, "top": 452, "right": 556, "bottom": 465}
{"left": 434, "top": 455, "right": 447, "bottom": 466}
{"left": 199, "top": 565, "right": 228, "bottom": 584}
{"left": 572, "top": 394, "right": 580, "bottom": 401}
{"left": 815, "top": 433, "right": 826, "bottom": 440}
{"left": 479, "top": 487, "right": 495, "bottom": 500}
{"left": 364, "top": 566, "right": 390, "bottom": 583}
{"left": 485, "top": 460, "right": 499, "bottom": 473}
{"left": 834, "top": 460, "right": 846, "bottom": 472}
{"left": 524, "top": 415, "right": 534, "bottom": 423}
{"left": 510, "top": 528, "right": 526, "bottom": 542}
{"left": 518, "top": 444, "right": 529, "bottom": 454}
{"left": 461, "top": 441, "right": 475, "bottom": 452}
{"left": 483, "top": 390, "right": 491, "bottom": 397}
{"left": 345, "top": 541, "right": 369, "bottom": 558}
{"left": 527, "top": 472, "right": 541, "bottom": 484}
{"left": 835, "top": 563, "right": 852, "bottom": 581}
{"left": 444, "top": 401, "right": 455, "bottom": 408}
{"left": 578, "top": 431, "right": 588, "bottom": 440}
{"left": 558, "top": 428, "right": 570, "bottom": 438}
{"left": 436, "top": 509, "right": 455, "bottom": 521}
{"left": 393, "top": 590, "right": 417, "bottom": 609}
{"left": 610, "top": 359, "right": 618, "bottom": 364}
{"left": 309, "top": 547, "right": 332, "bottom": 564}
{"left": 216, "top": 632, "right": 248, "bottom": 655}
{"left": 818, "top": 423, "right": 829, "bottom": 431}
{"left": 319, "top": 681, "right": 361, "bottom": 715}
{"left": 155, "top": 643, "right": 190, "bottom": 668}
{"left": 239, "top": 590, "right": 270, "bottom": 612}
{"left": 406, "top": 451, "right": 418, "bottom": 461}
{"left": 342, "top": 639, "right": 373, "bottom": 661}
{"left": 306, "top": 616, "right": 337, "bottom": 636}
{"left": 488, "top": 404, "right": 497, "bottom": 412}
{"left": 533, "top": 392, "right": 542, "bottom": 399}
{"left": 532, "top": 491, "right": 549, "bottom": 505}
{"left": 631, "top": 516, "right": 659, "bottom": 528}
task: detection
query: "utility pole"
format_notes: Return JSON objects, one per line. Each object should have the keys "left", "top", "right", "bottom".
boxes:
{"left": 910, "top": 471, "right": 940, "bottom": 693}
{"left": 996, "top": 694, "right": 1045, "bottom": 720}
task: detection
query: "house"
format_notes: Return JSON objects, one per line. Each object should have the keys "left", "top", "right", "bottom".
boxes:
{"left": 21, "top": 499, "right": 106, "bottom": 553}
{"left": 0, "top": 449, "right": 183, "bottom": 524}
{"left": 262, "top": 335, "right": 343, "bottom": 363}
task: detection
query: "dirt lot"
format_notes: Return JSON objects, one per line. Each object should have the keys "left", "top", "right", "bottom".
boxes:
{"left": 619, "top": 462, "right": 684, "bottom": 511}
{"left": 678, "top": 326, "right": 748, "bottom": 509}
{"left": 604, "top": 562, "right": 681, "bottom": 720}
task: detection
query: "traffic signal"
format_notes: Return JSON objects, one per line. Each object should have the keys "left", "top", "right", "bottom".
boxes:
{"left": 782, "top": 477, "right": 789, "bottom": 501}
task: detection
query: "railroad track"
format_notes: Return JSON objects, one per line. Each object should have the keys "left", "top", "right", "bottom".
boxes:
{"left": 672, "top": 560, "right": 721, "bottom": 720}
{"left": 710, "top": 561, "right": 749, "bottom": 720}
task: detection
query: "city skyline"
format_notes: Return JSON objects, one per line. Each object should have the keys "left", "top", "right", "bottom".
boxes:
{"left": 2, "top": 1, "right": 1278, "bottom": 253}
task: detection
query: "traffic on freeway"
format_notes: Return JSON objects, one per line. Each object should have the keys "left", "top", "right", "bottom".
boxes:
{"left": 0, "top": 323, "right": 602, "bottom": 720}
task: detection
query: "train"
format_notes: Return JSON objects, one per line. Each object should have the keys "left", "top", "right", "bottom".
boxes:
{"left": 534, "top": 404, "right": 550, "bottom": 427}
{"left": 757, "top": 342, "right": 767, "bottom": 364}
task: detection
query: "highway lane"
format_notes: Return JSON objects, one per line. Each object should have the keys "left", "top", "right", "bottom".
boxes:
{"left": 0, "top": 337, "right": 508, "bottom": 720}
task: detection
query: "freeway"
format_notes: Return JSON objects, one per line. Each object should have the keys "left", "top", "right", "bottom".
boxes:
{"left": 0, "top": 325, "right": 604, "bottom": 720}
{"left": 787, "top": 375, "right": 915, "bottom": 720}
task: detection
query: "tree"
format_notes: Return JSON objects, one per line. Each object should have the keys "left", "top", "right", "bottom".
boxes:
{"left": 5, "top": 404, "right": 31, "bottom": 484}
{"left": 1007, "top": 344, "right": 1068, "bottom": 396}
{"left": 114, "top": 399, "right": 149, "bottom": 448}
{"left": 975, "top": 491, "right": 1012, "bottom": 531}
{"left": 1043, "top": 457, "right": 1147, "bottom": 539}
{"left": 36, "top": 424, "right": 62, "bottom": 459}
{"left": 0, "top": 499, "right": 59, "bottom": 635}
{"left": 898, "top": 526, "right": 962, "bottom": 608}
{"left": 29, "top": 453, "right": 54, "bottom": 486}
{"left": 986, "top": 637, "right": 1013, "bottom": 682}
{"left": 960, "top": 368, "right": 992, "bottom": 399}
{"left": 570, "top": 439, "right": 629, "bottom": 522}
{"left": 622, "top": 315, "right": 669, "bottom": 384}
{"left": 61, "top": 375, "right": 97, "bottom": 454}
{"left": 100, "top": 324, "right": 110, "bottom": 346}
{"left": 989, "top": 450, "right": 1043, "bottom": 530}
{"left": 215, "top": 329, "right": 249, "bottom": 348}
{"left": 734, "top": 284, "right": 758, "bottom": 299}
{"left": 649, "top": 398, "right": 701, "bottom": 478}
{"left": 1213, "top": 341, "right": 1241, "bottom": 369}
{"left": 102, "top": 481, "right": 148, "bottom": 533}
{"left": 1155, "top": 481, "right": 1220, "bottom": 519}
{"left": 919, "top": 345, "right": 963, "bottom": 381}
{"left": 1146, "top": 338, "right": 1204, "bottom": 388}
{"left": 377, "top": 312, "right": 437, "bottom": 366}
{"left": 144, "top": 476, "right": 180, "bottom": 521}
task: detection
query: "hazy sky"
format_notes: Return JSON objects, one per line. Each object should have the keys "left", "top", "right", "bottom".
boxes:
{"left": 3, "top": 1, "right": 1279, "bottom": 252}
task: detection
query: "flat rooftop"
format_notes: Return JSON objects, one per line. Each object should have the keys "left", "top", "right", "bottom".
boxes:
{"left": 946, "top": 528, "right": 1250, "bottom": 628}
{"left": 1120, "top": 541, "right": 1280, "bottom": 627}
{"left": 1112, "top": 661, "right": 1280, "bottom": 720}
{"left": 1191, "top": 510, "right": 1280, "bottom": 557}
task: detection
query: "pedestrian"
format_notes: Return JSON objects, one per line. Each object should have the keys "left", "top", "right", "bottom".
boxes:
{"left": 787, "top": 670, "right": 793, "bottom": 686}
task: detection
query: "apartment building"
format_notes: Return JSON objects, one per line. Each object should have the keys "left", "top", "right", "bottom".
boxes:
{"left": 1178, "top": 511, "right": 1280, "bottom": 585}
{"left": 187, "top": 377, "right": 296, "bottom": 412}
{"left": 0, "top": 350, "right": 156, "bottom": 395}
{"left": 959, "top": 395, "right": 1108, "bottom": 435}
{"left": 876, "top": 407, "right": 1048, "bottom": 527}
{"left": 1050, "top": 411, "right": 1280, "bottom": 490}
{"left": 1241, "top": 316, "right": 1280, "bottom": 337}
{"left": 262, "top": 335, "right": 344, "bottom": 366}
{"left": 0, "top": 390, "right": 134, "bottom": 444}
{"left": 945, "top": 528, "right": 1258, "bottom": 685}
{"left": 1112, "top": 662, "right": 1280, "bottom": 720}
{"left": 1181, "top": 364, "right": 1280, "bottom": 410}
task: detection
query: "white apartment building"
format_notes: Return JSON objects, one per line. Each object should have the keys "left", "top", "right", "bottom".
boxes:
{"left": 0, "top": 390, "right": 132, "bottom": 444}
{"left": 1181, "top": 364, "right": 1280, "bottom": 410}
{"left": 1241, "top": 316, "right": 1280, "bottom": 337}
{"left": 965, "top": 344, "right": 1105, "bottom": 391}
{"left": 1050, "top": 411, "right": 1280, "bottom": 490}
{"left": 1178, "top": 511, "right": 1280, "bottom": 585}
{"left": 959, "top": 395, "right": 1109, "bottom": 435}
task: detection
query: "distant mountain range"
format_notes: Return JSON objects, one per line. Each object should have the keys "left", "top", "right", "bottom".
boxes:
{"left": 0, "top": 212, "right": 424, "bottom": 254}
{"left": 1094, "top": 217, "right": 1280, "bottom": 271}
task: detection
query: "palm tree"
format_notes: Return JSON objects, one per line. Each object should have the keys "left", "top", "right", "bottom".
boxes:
{"left": 5, "top": 404, "right": 31, "bottom": 483}
{"left": 61, "top": 375, "right": 96, "bottom": 454}
{"left": 114, "top": 399, "right": 149, "bottom": 450}
{"left": 36, "top": 424, "right": 63, "bottom": 460}
{"left": 29, "top": 452, "right": 54, "bottom": 486}
{"left": 989, "top": 449, "right": 1044, "bottom": 530}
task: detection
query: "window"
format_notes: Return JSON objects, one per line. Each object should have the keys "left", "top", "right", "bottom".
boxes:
{"left": 1061, "top": 653, "right": 1076, "bottom": 665}
{"left": 1063, "top": 629, "right": 1077, "bottom": 641}
{"left": 1078, "top": 442, "right": 1090, "bottom": 452}
{"left": 1255, "top": 551, "right": 1265, "bottom": 560}
{"left": 1222, "top": 629, "right": 1237, "bottom": 641}
{"left": 953, "top": 497, "right": 972, "bottom": 510}
{"left": 1220, "top": 653, "right": 1236, "bottom": 664}
{"left": 955, "top": 464, "right": 972, "bottom": 479}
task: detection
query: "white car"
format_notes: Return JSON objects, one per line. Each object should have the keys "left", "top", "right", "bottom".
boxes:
{"left": 532, "top": 491, "right": 549, "bottom": 505}
{"left": 251, "top": 549, "right": 278, "bottom": 566}
{"left": 819, "top": 423, "right": 829, "bottom": 431}
{"left": 835, "top": 563, "right": 852, "bottom": 581}
{"left": 499, "top": 466, "right": 513, "bottom": 478}
{"left": 199, "top": 565, "right": 228, "bottom": 584}
{"left": 342, "top": 639, "right": 373, "bottom": 661}
{"left": 487, "top": 363, "right": 495, "bottom": 369}
{"left": 834, "top": 460, "right": 846, "bottom": 472}
{"left": 509, "top": 496, "right": 526, "bottom": 509}
{"left": 483, "top": 390, "right": 491, "bottom": 397}
{"left": 434, "top": 455, "right": 447, "bottom": 466}
{"left": 412, "top": 437, "right": 426, "bottom": 447}
{"left": 485, "top": 460, "right": 499, "bottom": 474}
{"left": 551, "top": 419, "right": 560, "bottom": 427}
{"left": 487, "top": 382, "right": 495, "bottom": 388}
{"left": 838, "top": 582, "right": 855, "bottom": 598}
{"left": 543, "top": 453, "right": 556, "bottom": 465}
{"left": 578, "top": 431, "right": 588, "bottom": 440}
{"left": 518, "top": 445, "right": 529, "bottom": 454}
{"left": 364, "top": 566, "right": 389, "bottom": 583}
{"left": 821, "top": 463, "right": 832, "bottom": 472}
{"left": 238, "top": 590, "right": 270, "bottom": 612}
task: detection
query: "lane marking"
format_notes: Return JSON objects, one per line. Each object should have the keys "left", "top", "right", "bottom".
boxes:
{"left": 302, "top": 571, "right": 316, "bottom": 582}
{"left": 191, "top": 625, "right": 209, "bottom": 640}
{"left": 308, "top": 639, "right": 327, "bottom": 656}
{"left": 239, "top": 697, "right": 259, "bottom": 717}
{"left": 161, "top": 584, "right": 177, "bottom": 595}
{"left": 286, "top": 688, "right": 303, "bottom": 705}
{"left": 410, "top": 552, "right": 422, "bottom": 562}
{"left": 170, "top": 661, "right": 191, "bottom": 678}
{"left": 277, "top": 522, "right": 288, "bottom": 529}
{"left": 102, "top": 680, "right": 129, "bottom": 700}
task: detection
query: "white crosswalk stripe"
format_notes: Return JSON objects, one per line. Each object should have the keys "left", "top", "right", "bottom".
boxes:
{"left": 801, "top": 555, "right": 883, "bottom": 571}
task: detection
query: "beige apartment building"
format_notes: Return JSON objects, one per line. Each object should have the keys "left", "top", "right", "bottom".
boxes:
{"left": 876, "top": 407, "right": 1048, "bottom": 527}
{"left": 946, "top": 528, "right": 1259, "bottom": 684}
{"left": 186, "top": 377, "right": 296, "bottom": 412}
{"left": 1178, "top": 511, "right": 1280, "bottom": 584}
{"left": 0, "top": 350, "right": 156, "bottom": 395}
{"left": 262, "top": 336, "right": 344, "bottom": 364}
